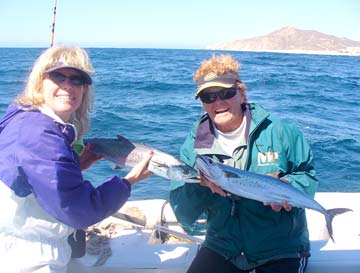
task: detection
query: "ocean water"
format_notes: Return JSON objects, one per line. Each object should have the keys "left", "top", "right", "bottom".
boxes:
{"left": 0, "top": 48, "right": 359, "bottom": 201}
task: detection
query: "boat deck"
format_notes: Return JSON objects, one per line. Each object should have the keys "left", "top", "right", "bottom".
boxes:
{"left": 68, "top": 193, "right": 360, "bottom": 273}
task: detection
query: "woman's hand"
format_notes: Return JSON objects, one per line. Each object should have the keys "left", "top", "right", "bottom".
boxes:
{"left": 264, "top": 200, "right": 292, "bottom": 212}
{"left": 199, "top": 171, "right": 226, "bottom": 197}
{"left": 125, "top": 151, "right": 154, "bottom": 185}
{"left": 79, "top": 144, "right": 103, "bottom": 171}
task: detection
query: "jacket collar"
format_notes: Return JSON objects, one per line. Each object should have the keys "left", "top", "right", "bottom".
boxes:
{"left": 194, "top": 115, "right": 216, "bottom": 149}
{"left": 39, "top": 105, "right": 66, "bottom": 125}
{"left": 39, "top": 105, "right": 78, "bottom": 146}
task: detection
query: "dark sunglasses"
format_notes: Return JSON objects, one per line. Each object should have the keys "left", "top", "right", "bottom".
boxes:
{"left": 46, "top": 71, "right": 86, "bottom": 86}
{"left": 199, "top": 87, "right": 238, "bottom": 104}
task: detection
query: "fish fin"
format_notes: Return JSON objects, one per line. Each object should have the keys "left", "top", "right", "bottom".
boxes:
{"left": 116, "top": 135, "right": 136, "bottom": 150}
{"left": 117, "top": 135, "right": 131, "bottom": 143}
{"left": 224, "top": 171, "right": 239, "bottom": 178}
{"left": 325, "top": 208, "right": 352, "bottom": 243}
{"left": 112, "top": 165, "right": 123, "bottom": 171}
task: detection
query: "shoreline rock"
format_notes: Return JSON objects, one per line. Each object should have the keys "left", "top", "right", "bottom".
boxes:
{"left": 207, "top": 27, "right": 360, "bottom": 56}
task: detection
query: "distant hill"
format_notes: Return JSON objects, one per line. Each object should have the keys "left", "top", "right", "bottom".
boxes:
{"left": 207, "top": 27, "right": 360, "bottom": 56}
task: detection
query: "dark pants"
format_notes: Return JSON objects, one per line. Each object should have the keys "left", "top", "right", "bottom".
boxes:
{"left": 186, "top": 247, "right": 308, "bottom": 273}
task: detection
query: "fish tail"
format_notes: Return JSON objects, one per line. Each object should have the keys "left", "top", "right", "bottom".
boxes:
{"left": 325, "top": 208, "right": 352, "bottom": 242}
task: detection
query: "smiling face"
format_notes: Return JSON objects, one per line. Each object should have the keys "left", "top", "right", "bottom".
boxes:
{"left": 201, "top": 86, "right": 245, "bottom": 132}
{"left": 42, "top": 68, "right": 85, "bottom": 122}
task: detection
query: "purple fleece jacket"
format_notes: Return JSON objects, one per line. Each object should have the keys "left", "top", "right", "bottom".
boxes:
{"left": 0, "top": 103, "right": 131, "bottom": 229}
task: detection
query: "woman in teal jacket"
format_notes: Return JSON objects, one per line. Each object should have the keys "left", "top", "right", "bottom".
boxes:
{"left": 170, "top": 54, "right": 317, "bottom": 273}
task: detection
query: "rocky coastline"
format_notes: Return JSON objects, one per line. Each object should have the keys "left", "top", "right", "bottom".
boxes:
{"left": 207, "top": 27, "right": 360, "bottom": 56}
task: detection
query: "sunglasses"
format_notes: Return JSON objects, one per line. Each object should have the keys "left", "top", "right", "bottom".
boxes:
{"left": 199, "top": 87, "right": 238, "bottom": 104}
{"left": 46, "top": 71, "right": 86, "bottom": 86}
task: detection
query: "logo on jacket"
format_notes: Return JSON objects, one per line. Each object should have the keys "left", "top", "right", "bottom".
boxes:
{"left": 257, "top": 151, "right": 279, "bottom": 166}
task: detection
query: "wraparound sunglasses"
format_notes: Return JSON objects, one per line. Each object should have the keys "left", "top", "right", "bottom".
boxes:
{"left": 46, "top": 71, "right": 87, "bottom": 86}
{"left": 199, "top": 87, "right": 238, "bottom": 104}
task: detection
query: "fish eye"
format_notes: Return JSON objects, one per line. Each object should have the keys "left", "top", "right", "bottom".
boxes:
{"left": 183, "top": 170, "right": 189, "bottom": 175}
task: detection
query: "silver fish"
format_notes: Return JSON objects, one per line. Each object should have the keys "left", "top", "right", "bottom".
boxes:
{"left": 85, "top": 135, "right": 199, "bottom": 183}
{"left": 195, "top": 154, "right": 351, "bottom": 242}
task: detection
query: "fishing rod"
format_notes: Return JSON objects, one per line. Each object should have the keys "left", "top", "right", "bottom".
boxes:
{"left": 50, "top": 0, "right": 58, "bottom": 47}
{"left": 154, "top": 224, "right": 204, "bottom": 244}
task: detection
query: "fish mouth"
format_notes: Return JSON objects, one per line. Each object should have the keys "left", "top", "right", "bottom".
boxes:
{"left": 185, "top": 176, "right": 201, "bottom": 183}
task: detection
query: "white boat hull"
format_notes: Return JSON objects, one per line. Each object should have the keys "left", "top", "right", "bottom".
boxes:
{"left": 69, "top": 193, "right": 360, "bottom": 273}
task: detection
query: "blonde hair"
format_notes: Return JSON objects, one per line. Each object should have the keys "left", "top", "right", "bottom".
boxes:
{"left": 16, "top": 45, "right": 94, "bottom": 137}
{"left": 194, "top": 54, "right": 247, "bottom": 102}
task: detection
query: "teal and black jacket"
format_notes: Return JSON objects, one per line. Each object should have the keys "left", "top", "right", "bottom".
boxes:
{"left": 170, "top": 103, "right": 317, "bottom": 270}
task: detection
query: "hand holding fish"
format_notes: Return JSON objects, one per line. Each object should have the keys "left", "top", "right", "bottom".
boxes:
{"left": 265, "top": 200, "right": 293, "bottom": 212}
{"left": 125, "top": 150, "right": 154, "bottom": 185}
{"left": 199, "top": 171, "right": 226, "bottom": 197}
{"left": 79, "top": 144, "right": 103, "bottom": 171}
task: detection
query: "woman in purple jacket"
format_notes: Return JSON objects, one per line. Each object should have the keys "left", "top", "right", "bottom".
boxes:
{"left": 0, "top": 46, "right": 153, "bottom": 273}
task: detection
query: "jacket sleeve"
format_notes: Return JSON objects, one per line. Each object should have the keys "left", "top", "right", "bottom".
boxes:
{"left": 280, "top": 121, "right": 318, "bottom": 197}
{"left": 169, "top": 122, "right": 213, "bottom": 226}
{"left": 18, "top": 121, "right": 131, "bottom": 229}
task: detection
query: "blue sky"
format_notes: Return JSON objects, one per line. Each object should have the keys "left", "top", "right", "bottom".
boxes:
{"left": 0, "top": 0, "right": 359, "bottom": 48}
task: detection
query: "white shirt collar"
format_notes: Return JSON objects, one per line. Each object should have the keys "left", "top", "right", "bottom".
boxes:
{"left": 39, "top": 105, "right": 66, "bottom": 125}
{"left": 39, "top": 105, "right": 78, "bottom": 145}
